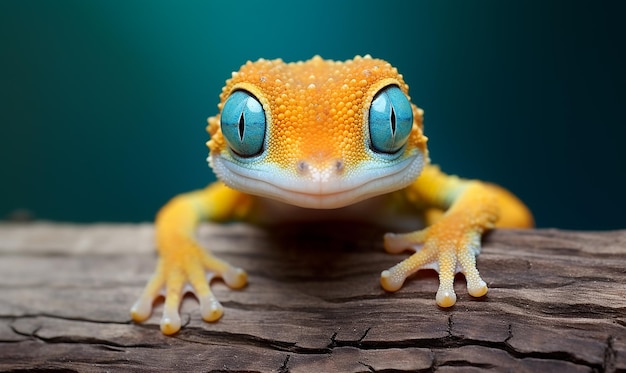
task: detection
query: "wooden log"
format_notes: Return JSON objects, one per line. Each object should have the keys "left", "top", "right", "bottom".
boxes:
{"left": 0, "top": 222, "right": 624, "bottom": 372}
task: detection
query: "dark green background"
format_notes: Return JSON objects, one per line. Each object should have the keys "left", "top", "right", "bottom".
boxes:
{"left": 2, "top": 1, "right": 624, "bottom": 229}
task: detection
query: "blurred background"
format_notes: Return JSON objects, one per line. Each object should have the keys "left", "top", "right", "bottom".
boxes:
{"left": 1, "top": 0, "right": 624, "bottom": 229}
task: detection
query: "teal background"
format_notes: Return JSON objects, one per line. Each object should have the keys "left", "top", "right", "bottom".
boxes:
{"left": 1, "top": 1, "right": 624, "bottom": 229}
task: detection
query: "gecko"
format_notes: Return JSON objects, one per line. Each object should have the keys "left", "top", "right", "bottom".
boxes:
{"left": 130, "top": 55, "right": 533, "bottom": 335}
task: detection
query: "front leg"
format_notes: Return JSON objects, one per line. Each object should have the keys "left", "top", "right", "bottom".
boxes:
{"left": 131, "top": 183, "right": 250, "bottom": 335}
{"left": 381, "top": 182, "right": 495, "bottom": 306}
{"left": 380, "top": 166, "right": 533, "bottom": 306}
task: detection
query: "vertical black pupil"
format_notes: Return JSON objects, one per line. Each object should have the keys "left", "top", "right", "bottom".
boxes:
{"left": 238, "top": 112, "right": 245, "bottom": 140}
{"left": 390, "top": 106, "right": 397, "bottom": 135}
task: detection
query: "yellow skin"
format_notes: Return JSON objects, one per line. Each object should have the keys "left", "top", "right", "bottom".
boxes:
{"left": 131, "top": 55, "right": 533, "bottom": 335}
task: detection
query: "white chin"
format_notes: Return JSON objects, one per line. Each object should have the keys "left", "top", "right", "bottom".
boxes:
{"left": 257, "top": 189, "right": 382, "bottom": 209}
{"left": 209, "top": 152, "right": 425, "bottom": 210}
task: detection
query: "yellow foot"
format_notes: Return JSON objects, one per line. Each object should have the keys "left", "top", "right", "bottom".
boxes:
{"left": 130, "top": 245, "right": 247, "bottom": 335}
{"left": 380, "top": 221, "right": 488, "bottom": 307}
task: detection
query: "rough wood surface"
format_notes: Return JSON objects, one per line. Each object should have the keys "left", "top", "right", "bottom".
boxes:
{"left": 0, "top": 222, "right": 625, "bottom": 372}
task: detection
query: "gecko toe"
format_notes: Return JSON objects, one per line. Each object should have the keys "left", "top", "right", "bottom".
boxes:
{"left": 130, "top": 296, "right": 154, "bottom": 322}
{"left": 436, "top": 288, "right": 457, "bottom": 308}
{"left": 223, "top": 266, "right": 248, "bottom": 289}
{"left": 199, "top": 293, "right": 224, "bottom": 322}
{"left": 380, "top": 268, "right": 406, "bottom": 292}
{"left": 160, "top": 310, "right": 182, "bottom": 335}
{"left": 467, "top": 278, "right": 488, "bottom": 298}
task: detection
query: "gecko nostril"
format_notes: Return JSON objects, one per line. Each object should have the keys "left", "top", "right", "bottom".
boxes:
{"left": 335, "top": 160, "right": 344, "bottom": 173}
{"left": 296, "top": 161, "right": 309, "bottom": 174}
{"left": 296, "top": 159, "right": 344, "bottom": 176}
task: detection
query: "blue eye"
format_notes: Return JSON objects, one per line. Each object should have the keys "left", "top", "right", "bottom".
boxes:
{"left": 368, "top": 86, "right": 413, "bottom": 155}
{"left": 220, "top": 90, "right": 266, "bottom": 157}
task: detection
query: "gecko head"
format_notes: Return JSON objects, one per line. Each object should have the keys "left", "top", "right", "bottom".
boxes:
{"left": 206, "top": 56, "right": 428, "bottom": 209}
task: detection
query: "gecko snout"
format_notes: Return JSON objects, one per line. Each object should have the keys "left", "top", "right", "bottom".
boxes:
{"left": 296, "top": 159, "right": 345, "bottom": 181}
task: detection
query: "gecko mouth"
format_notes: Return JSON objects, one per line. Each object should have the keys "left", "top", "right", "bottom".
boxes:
{"left": 209, "top": 152, "right": 425, "bottom": 209}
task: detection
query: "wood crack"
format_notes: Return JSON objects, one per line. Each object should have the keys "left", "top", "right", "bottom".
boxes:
{"left": 277, "top": 354, "right": 290, "bottom": 373}
{"left": 6, "top": 313, "right": 131, "bottom": 326}
{"left": 603, "top": 336, "right": 616, "bottom": 373}
{"left": 9, "top": 322, "right": 164, "bottom": 350}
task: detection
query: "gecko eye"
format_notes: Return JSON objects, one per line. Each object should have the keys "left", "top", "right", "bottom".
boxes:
{"left": 220, "top": 90, "right": 266, "bottom": 157}
{"left": 368, "top": 85, "right": 413, "bottom": 155}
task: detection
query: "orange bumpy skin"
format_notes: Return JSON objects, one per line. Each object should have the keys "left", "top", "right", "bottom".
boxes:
{"left": 131, "top": 56, "right": 533, "bottom": 335}
{"left": 208, "top": 55, "right": 427, "bottom": 172}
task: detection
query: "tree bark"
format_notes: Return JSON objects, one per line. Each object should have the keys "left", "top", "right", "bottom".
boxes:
{"left": 0, "top": 222, "right": 624, "bottom": 372}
